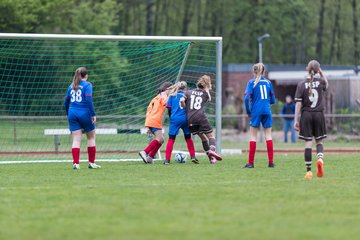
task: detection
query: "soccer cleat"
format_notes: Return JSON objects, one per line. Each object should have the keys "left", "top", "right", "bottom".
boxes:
{"left": 163, "top": 160, "right": 170, "bottom": 165}
{"left": 139, "top": 151, "right": 148, "bottom": 164}
{"left": 88, "top": 162, "right": 101, "bottom": 169}
{"left": 146, "top": 156, "right": 153, "bottom": 164}
{"left": 268, "top": 162, "right": 275, "bottom": 168}
{"left": 208, "top": 150, "right": 223, "bottom": 161}
{"left": 316, "top": 159, "right": 324, "bottom": 177}
{"left": 242, "top": 163, "right": 254, "bottom": 168}
{"left": 304, "top": 171, "right": 313, "bottom": 179}
{"left": 191, "top": 158, "right": 199, "bottom": 164}
{"left": 73, "top": 164, "right": 80, "bottom": 170}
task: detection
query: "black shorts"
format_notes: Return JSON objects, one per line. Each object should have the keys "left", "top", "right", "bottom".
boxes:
{"left": 299, "top": 111, "right": 327, "bottom": 141}
{"left": 188, "top": 119, "right": 213, "bottom": 135}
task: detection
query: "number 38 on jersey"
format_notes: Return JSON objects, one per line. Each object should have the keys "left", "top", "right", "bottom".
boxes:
{"left": 70, "top": 89, "right": 82, "bottom": 102}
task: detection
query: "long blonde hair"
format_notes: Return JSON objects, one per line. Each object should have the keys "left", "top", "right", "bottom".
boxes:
{"left": 253, "top": 63, "right": 265, "bottom": 87}
{"left": 167, "top": 81, "right": 187, "bottom": 96}
{"left": 196, "top": 75, "right": 212, "bottom": 90}
{"left": 72, "top": 67, "right": 88, "bottom": 91}
{"left": 306, "top": 60, "right": 320, "bottom": 96}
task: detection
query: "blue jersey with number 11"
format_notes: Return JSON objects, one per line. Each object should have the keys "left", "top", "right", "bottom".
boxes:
{"left": 244, "top": 76, "right": 275, "bottom": 116}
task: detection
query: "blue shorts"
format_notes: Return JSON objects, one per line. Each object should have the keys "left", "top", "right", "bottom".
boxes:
{"left": 250, "top": 113, "right": 272, "bottom": 128}
{"left": 68, "top": 108, "right": 95, "bottom": 133}
{"left": 149, "top": 127, "right": 162, "bottom": 134}
{"left": 168, "top": 120, "right": 191, "bottom": 136}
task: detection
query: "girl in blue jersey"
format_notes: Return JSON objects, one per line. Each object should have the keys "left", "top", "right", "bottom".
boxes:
{"left": 243, "top": 63, "right": 275, "bottom": 168}
{"left": 164, "top": 81, "right": 197, "bottom": 165}
{"left": 64, "top": 67, "right": 101, "bottom": 170}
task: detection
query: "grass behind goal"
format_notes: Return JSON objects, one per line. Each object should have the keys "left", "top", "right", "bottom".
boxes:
{"left": 0, "top": 154, "right": 359, "bottom": 240}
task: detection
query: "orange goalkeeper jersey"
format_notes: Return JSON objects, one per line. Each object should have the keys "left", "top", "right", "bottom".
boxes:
{"left": 145, "top": 92, "right": 168, "bottom": 129}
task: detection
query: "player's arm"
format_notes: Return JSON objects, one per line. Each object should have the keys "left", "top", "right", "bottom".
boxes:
{"left": 180, "top": 95, "right": 186, "bottom": 108}
{"left": 244, "top": 93, "right": 251, "bottom": 116}
{"left": 244, "top": 82, "right": 252, "bottom": 116}
{"left": 85, "top": 84, "right": 96, "bottom": 123}
{"left": 205, "top": 87, "right": 211, "bottom": 102}
{"left": 166, "top": 98, "right": 172, "bottom": 119}
{"left": 318, "top": 68, "right": 328, "bottom": 90}
{"left": 64, "top": 88, "right": 71, "bottom": 115}
{"left": 294, "top": 101, "right": 302, "bottom": 131}
{"left": 269, "top": 84, "right": 275, "bottom": 104}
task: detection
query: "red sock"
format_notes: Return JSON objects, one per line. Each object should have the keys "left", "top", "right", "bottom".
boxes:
{"left": 266, "top": 140, "right": 274, "bottom": 164}
{"left": 88, "top": 146, "right": 96, "bottom": 163}
{"left": 248, "top": 141, "right": 256, "bottom": 165}
{"left": 144, "top": 140, "right": 159, "bottom": 154}
{"left": 165, "top": 139, "right": 175, "bottom": 160}
{"left": 185, "top": 137, "right": 196, "bottom": 158}
{"left": 149, "top": 141, "right": 162, "bottom": 158}
{"left": 72, "top": 148, "right": 80, "bottom": 164}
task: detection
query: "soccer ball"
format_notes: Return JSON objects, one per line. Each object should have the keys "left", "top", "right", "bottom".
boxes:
{"left": 175, "top": 152, "right": 187, "bottom": 163}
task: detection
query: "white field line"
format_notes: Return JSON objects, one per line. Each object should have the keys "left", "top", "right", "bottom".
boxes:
{"left": 0, "top": 149, "right": 242, "bottom": 165}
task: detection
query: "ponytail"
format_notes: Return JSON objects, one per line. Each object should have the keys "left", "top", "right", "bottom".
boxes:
{"left": 168, "top": 81, "right": 187, "bottom": 96}
{"left": 253, "top": 63, "right": 265, "bottom": 87}
{"left": 72, "top": 67, "right": 88, "bottom": 91}
{"left": 306, "top": 60, "right": 320, "bottom": 96}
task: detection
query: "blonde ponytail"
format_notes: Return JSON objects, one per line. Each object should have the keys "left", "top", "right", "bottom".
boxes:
{"left": 168, "top": 81, "right": 187, "bottom": 96}
{"left": 253, "top": 63, "right": 265, "bottom": 87}
{"left": 196, "top": 75, "right": 212, "bottom": 90}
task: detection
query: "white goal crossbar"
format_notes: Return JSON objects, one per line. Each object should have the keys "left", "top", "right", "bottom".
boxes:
{"left": 0, "top": 33, "right": 223, "bottom": 153}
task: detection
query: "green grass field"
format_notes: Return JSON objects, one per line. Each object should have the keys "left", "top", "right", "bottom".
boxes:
{"left": 1, "top": 153, "right": 360, "bottom": 240}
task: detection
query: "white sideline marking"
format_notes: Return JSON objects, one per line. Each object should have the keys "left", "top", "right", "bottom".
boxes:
{"left": 44, "top": 128, "right": 118, "bottom": 135}
{"left": 0, "top": 159, "right": 162, "bottom": 165}
{"left": 0, "top": 149, "right": 242, "bottom": 165}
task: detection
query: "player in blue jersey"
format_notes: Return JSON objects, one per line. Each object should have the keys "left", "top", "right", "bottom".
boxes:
{"left": 64, "top": 67, "right": 101, "bottom": 170}
{"left": 243, "top": 63, "right": 275, "bottom": 168}
{"left": 164, "top": 81, "right": 197, "bottom": 165}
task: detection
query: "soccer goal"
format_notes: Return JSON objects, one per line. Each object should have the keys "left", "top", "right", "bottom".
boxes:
{"left": 0, "top": 33, "right": 222, "bottom": 162}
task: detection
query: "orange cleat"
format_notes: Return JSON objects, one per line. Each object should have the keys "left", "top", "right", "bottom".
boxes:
{"left": 304, "top": 171, "right": 313, "bottom": 179}
{"left": 316, "top": 159, "right": 324, "bottom": 178}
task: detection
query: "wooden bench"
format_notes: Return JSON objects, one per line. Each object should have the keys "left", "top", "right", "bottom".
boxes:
{"left": 44, "top": 128, "right": 161, "bottom": 159}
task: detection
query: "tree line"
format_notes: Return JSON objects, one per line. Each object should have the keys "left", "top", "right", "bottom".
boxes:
{"left": 0, "top": 0, "right": 359, "bottom": 66}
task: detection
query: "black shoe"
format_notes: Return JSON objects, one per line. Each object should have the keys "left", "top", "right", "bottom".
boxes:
{"left": 191, "top": 158, "right": 199, "bottom": 164}
{"left": 268, "top": 163, "right": 275, "bottom": 168}
{"left": 242, "top": 163, "right": 254, "bottom": 168}
{"left": 163, "top": 160, "right": 170, "bottom": 165}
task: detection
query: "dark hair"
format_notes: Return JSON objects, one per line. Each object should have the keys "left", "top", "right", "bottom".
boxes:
{"left": 306, "top": 60, "right": 320, "bottom": 96}
{"left": 157, "top": 82, "right": 173, "bottom": 94}
{"left": 72, "top": 67, "right": 88, "bottom": 91}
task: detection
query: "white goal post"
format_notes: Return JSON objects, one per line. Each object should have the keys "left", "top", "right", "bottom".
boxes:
{"left": 0, "top": 33, "right": 223, "bottom": 155}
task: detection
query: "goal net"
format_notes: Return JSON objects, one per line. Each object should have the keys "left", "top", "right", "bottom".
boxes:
{"left": 0, "top": 34, "right": 222, "bottom": 162}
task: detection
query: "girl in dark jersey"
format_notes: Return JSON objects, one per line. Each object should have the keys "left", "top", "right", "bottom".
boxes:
{"left": 180, "top": 75, "right": 222, "bottom": 164}
{"left": 294, "top": 60, "right": 328, "bottom": 179}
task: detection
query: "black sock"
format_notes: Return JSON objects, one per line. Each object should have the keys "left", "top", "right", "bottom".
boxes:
{"left": 316, "top": 144, "right": 324, "bottom": 159}
{"left": 202, "top": 140, "right": 210, "bottom": 153}
{"left": 209, "top": 138, "right": 216, "bottom": 152}
{"left": 305, "top": 148, "right": 312, "bottom": 172}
